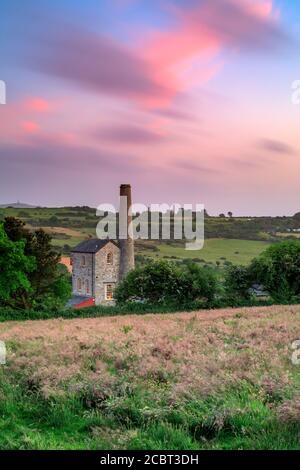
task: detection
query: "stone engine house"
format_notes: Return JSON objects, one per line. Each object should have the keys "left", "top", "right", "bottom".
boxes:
{"left": 70, "top": 184, "right": 134, "bottom": 306}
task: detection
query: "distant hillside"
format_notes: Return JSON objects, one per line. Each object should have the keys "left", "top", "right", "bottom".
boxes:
{"left": 0, "top": 202, "right": 37, "bottom": 208}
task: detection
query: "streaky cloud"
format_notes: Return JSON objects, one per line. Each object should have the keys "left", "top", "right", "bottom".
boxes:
{"left": 257, "top": 138, "right": 296, "bottom": 155}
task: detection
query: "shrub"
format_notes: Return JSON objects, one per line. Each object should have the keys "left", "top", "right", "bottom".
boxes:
{"left": 177, "top": 262, "right": 218, "bottom": 304}
{"left": 115, "top": 260, "right": 180, "bottom": 304}
{"left": 3, "top": 217, "right": 71, "bottom": 310}
{"left": 0, "top": 223, "right": 35, "bottom": 306}
{"left": 224, "top": 265, "right": 252, "bottom": 301}
{"left": 115, "top": 260, "right": 218, "bottom": 306}
{"left": 249, "top": 241, "right": 300, "bottom": 301}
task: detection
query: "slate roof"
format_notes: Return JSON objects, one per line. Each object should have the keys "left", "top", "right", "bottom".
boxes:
{"left": 71, "top": 239, "right": 119, "bottom": 254}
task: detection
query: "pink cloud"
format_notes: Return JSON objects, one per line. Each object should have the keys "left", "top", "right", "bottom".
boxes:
{"left": 21, "top": 121, "right": 40, "bottom": 133}
{"left": 30, "top": 30, "right": 169, "bottom": 106}
{"left": 23, "top": 0, "right": 287, "bottom": 111}
{"left": 25, "top": 97, "right": 50, "bottom": 112}
{"left": 140, "top": 0, "right": 285, "bottom": 105}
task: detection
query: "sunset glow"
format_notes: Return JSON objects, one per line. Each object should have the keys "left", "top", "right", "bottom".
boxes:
{"left": 0, "top": 0, "right": 299, "bottom": 215}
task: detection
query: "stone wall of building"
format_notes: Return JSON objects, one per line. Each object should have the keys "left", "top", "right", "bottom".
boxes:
{"left": 94, "top": 242, "right": 120, "bottom": 305}
{"left": 71, "top": 252, "right": 94, "bottom": 297}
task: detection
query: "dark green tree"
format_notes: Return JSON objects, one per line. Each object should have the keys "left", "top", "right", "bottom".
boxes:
{"left": 3, "top": 217, "right": 71, "bottom": 310}
{"left": 250, "top": 240, "right": 300, "bottom": 301}
{"left": 0, "top": 223, "right": 35, "bottom": 307}
{"left": 224, "top": 264, "right": 252, "bottom": 302}
{"left": 115, "top": 259, "right": 217, "bottom": 306}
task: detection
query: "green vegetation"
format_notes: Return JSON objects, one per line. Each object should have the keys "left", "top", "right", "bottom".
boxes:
{"left": 223, "top": 241, "right": 300, "bottom": 304}
{"left": 1, "top": 206, "right": 300, "bottom": 259}
{"left": 0, "top": 224, "right": 35, "bottom": 303}
{"left": 0, "top": 218, "right": 71, "bottom": 310}
{"left": 0, "top": 305, "right": 299, "bottom": 450}
{"left": 1, "top": 212, "right": 300, "bottom": 450}
{"left": 0, "top": 375, "right": 299, "bottom": 450}
{"left": 224, "top": 265, "right": 253, "bottom": 302}
{"left": 116, "top": 241, "right": 300, "bottom": 308}
{"left": 250, "top": 241, "right": 300, "bottom": 302}
{"left": 1, "top": 215, "right": 300, "bottom": 318}
{"left": 150, "top": 238, "right": 271, "bottom": 266}
{"left": 0, "top": 298, "right": 279, "bottom": 322}
{"left": 115, "top": 260, "right": 218, "bottom": 305}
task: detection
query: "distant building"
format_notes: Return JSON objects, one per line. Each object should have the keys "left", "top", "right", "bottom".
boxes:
{"left": 60, "top": 256, "right": 72, "bottom": 273}
{"left": 69, "top": 184, "right": 134, "bottom": 307}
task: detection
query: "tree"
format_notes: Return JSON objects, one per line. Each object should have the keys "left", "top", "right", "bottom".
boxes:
{"left": 3, "top": 216, "right": 30, "bottom": 243}
{"left": 293, "top": 212, "right": 300, "bottom": 222}
{"left": 224, "top": 265, "right": 252, "bottom": 302}
{"left": 219, "top": 213, "right": 226, "bottom": 218}
{"left": 250, "top": 241, "right": 300, "bottom": 301}
{"left": 115, "top": 260, "right": 180, "bottom": 304}
{"left": 0, "top": 223, "right": 35, "bottom": 307}
{"left": 228, "top": 211, "right": 233, "bottom": 218}
{"left": 115, "top": 260, "right": 218, "bottom": 306}
{"left": 3, "top": 217, "right": 71, "bottom": 309}
{"left": 178, "top": 262, "right": 218, "bottom": 303}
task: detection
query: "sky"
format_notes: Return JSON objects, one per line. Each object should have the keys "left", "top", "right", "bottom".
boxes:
{"left": 0, "top": 0, "right": 300, "bottom": 215}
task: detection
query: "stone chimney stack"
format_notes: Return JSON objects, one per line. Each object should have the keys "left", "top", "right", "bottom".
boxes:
{"left": 119, "top": 184, "right": 135, "bottom": 279}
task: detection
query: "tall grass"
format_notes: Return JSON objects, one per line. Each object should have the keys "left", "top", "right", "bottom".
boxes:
{"left": 0, "top": 371, "right": 299, "bottom": 450}
{"left": 1, "top": 304, "right": 299, "bottom": 449}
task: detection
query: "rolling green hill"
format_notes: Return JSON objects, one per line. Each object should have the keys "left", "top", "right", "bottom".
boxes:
{"left": 0, "top": 206, "right": 299, "bottom": 266}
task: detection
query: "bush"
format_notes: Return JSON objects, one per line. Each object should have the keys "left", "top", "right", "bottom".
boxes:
{"left": 2, "top": 217, "right": 71, "bottom": 310}
{"left": 249, "top": 241, "right": 300, "bottom": 302}
{"left": 177, "top": 262, "right": 218, "bottom": 304}
{"left": 115, "top": 260, "right": 218, "bottom": 306}
{"left": 224, "top": 265, "right": 252, "bottom": 302}
{"left": 115, "top": 260, "right": 179, "bottom": 304}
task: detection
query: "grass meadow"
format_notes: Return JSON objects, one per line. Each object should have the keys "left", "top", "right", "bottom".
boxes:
{"left": 0, "top": 305, "right": 299, "bottom": 450}
{"left": 148, "top": 238, "right": 271, "bottom": 265}
{"left": 0, "top": 206, "right": 292, "bottom": 264}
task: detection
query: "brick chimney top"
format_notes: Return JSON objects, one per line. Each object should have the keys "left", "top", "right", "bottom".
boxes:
{"left": 120, "top": 184, "right": 131, "bottom": 194}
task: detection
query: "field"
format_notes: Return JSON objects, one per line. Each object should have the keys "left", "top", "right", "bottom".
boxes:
{"left": 0, "top": 305, "right": 299, "bottom": 450}
{"left": 146, "top": 238, "right": 271, "bottom": 266}
{"left": 2, "top": 206, "right": 292, "bottom": 267}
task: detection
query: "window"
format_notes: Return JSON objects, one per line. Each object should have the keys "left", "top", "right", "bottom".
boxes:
{"left": 107, "top": 252, "right": 113, "bottom": 265}
{"left": 81, "top": 255, "right": 86, "bottom": 267}
{"left": 105, "top": 283, "right": 114, "bottom": 301}
{"left": 86, "top": 279, "right": 90, "bottom": 295}
{"left": 77, "top": 278, "right": 82, "bottom": 291}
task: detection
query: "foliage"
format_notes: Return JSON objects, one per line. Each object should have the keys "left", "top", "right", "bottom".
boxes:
{"left": 224, "top": 265, "right": 253, "bottom": 302}
{"left": 177, "top": 262, "right": 218, "bottom": 304}
{"left": 115, "top": 260, "right": 218, "bottom": 306}
{"left": 250, "top": 241, "right": 300, "bottom": 301}
{"left": 3, "top": 217, "right": 71, "bottom": 310}
{"left": 2, "top": 206, "right": 300, "bottom": 256}
{"left": 0, "top": 223, "right": 35, "bottom": 305}
{"left": 115, "top": 260, "right": 181, "bottom": 304}
{"left": 0, "top": 305, "right": 299, "bottom": 450}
